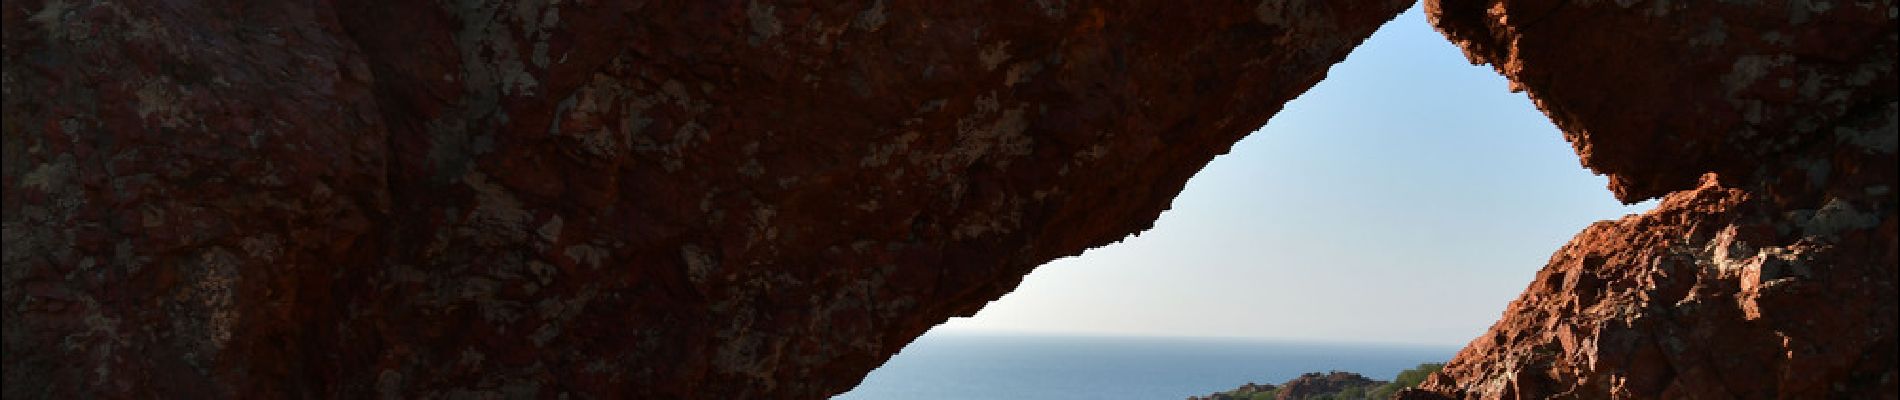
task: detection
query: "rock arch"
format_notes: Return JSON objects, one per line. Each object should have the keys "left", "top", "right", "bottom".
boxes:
{"left": 3, "top": 0, "right": 1891, "bottom": 398}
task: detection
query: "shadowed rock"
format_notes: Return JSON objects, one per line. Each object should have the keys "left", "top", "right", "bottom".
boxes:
{"left": 1, "top": 0, "right": 1412, "bottom": 398}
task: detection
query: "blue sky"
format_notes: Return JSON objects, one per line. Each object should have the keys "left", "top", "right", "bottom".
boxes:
{"left": 933, "top": 6, "right": 1656, "bottom": 346}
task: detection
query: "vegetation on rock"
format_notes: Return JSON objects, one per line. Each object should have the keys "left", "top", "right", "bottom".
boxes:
{"left": 1190, "top": 363, "right": 1444, "bottom": 400}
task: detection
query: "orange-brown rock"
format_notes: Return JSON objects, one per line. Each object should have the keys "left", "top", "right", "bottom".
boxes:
{"left": 1411, "top": 0, "right": 1898, "bottom": 398}
{"left": 0, "top": 0, "right": 1413, "bottom": 398}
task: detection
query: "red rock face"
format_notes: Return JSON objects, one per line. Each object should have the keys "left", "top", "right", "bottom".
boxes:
{"left": 1, "top": 0, "right": 1413, "bottom": 398}
{"left": 1410, "top": 0, "right": 1898, "bottom": 398}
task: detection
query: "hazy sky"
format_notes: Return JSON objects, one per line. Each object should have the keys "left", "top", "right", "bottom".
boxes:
{"left": 932, "top": 6, "right": 1655, "bottom": 346}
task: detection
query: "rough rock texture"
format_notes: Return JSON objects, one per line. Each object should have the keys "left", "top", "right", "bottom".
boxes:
{"left": 1409, "top": 0, "right": 1898, "bottom": 398}
{"left": 1, "top": 0, "right": 1413, "bottom": 398}
{"left": 1430, "top": 0, "right": 1898, "bottom": 204}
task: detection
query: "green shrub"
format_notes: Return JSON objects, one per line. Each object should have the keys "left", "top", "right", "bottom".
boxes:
{"left": 1368, "top": 363, "right": 1444, "bottom": 399}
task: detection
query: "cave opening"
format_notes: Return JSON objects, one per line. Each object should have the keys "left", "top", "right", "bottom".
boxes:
{"left": 838, "top": 6, "right": 1656, "bottom": 399}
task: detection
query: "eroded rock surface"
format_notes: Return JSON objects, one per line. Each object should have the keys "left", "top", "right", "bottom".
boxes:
{"left": 1409, "top": 0, "right": 1898, "bottom": 398}
{"left": 1, "top": 0, "right": 1413, "bottom": 398}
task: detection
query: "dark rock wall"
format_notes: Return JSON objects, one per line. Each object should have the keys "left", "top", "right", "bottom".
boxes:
{"left": 2, "top": 1, "right": 391, "bottom": 398}
{"left": 2, "top": 0, "right": 1413, "bottom": 398}
{"left": 1411, "top": 0, "right": 1897, "bottom": 398}
{"left": 1431, "top": 0, "right": 1896, "bottom": 204}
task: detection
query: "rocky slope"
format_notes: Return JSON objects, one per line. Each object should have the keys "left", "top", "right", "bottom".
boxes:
{"left": 0, "top": 0, "right": 1413, "bottom": 398}
{"left": 1402, "top": 0, "right": 1898, "bottom": 398}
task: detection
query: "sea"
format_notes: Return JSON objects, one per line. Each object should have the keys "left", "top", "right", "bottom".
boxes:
{"left": 832, "top": 331, "right": 1458, "bottom": 400}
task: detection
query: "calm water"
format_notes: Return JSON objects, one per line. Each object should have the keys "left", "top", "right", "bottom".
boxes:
{"left": 833, "top": 331, "right": 1457, "bottom": 400}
